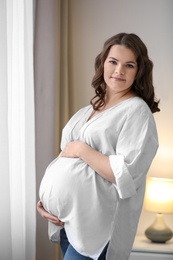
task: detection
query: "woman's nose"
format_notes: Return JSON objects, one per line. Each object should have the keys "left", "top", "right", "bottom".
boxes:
{"left": 115, "top": 66, "right": 125, "bottom": 75}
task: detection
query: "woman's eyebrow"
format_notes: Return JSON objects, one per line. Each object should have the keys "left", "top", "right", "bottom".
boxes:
{"left": 108, "top": 57, "right": 118, "bottom": 61}
{"left": 108, "top": 57, "right": 137, "bottom": 65}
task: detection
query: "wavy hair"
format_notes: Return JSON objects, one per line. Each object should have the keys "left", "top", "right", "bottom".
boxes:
{"left": 90, "top": 33, "right": 160, "bottom": 113}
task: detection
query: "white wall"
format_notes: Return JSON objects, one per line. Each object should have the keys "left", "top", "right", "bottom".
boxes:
{"left": 68, "top": 0, "right": 173, "bottom": 235}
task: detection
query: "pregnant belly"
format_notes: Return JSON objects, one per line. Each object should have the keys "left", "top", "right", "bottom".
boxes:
{"left": 39, "top": 156, "right": 116, "bottom": 223}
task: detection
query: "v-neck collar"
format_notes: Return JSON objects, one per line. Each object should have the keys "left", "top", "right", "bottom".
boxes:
{"left": 86, "top": 96, "right": 138, "bottom": 123}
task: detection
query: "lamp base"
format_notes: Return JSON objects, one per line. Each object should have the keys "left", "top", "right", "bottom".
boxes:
{"left": 145, "top": 213, "right": 173, "bottom": 243}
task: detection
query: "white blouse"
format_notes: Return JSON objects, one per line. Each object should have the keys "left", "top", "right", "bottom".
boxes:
{"left": 39, "top": 97, "right": 158, "bottom": 260}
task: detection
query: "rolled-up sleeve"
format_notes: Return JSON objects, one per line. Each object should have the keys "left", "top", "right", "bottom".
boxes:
{"left": 109, "top": 106, "right": 158, "bottom": 199}
{"left": 109, "top": 154, "right": 137, "bottom": 198}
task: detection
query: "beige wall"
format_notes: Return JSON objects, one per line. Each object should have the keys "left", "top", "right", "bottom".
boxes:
{"left": 68, "top": 0, "right": 173, "bottom": 235}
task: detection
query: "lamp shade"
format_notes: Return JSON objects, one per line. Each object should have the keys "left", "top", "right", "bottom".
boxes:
{"left": 144, "top": 177, "right": 173, "bottom": 214}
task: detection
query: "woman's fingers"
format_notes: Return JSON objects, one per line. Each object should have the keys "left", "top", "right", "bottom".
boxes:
{"left": 37, "top": 200, "right": 64, "bottom": 227}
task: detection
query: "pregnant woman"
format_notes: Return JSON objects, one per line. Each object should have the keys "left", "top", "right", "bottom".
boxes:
{"left": 38, "top": 33, "right": 160, "bottom": 260}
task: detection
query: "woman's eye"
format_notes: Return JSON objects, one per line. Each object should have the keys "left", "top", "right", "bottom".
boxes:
{"left": 126, "top": 63, "right": 134, "bottom": 68}
{"left": 109, "top": 60, "right": 117, "bottom": 65}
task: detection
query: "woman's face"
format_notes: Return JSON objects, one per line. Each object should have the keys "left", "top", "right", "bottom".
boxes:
{"left": 103, "top": 44, "right": 138, "bottom": 95}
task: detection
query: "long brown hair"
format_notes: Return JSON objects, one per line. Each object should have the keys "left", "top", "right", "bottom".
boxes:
{"left": 90, "top": 33, "right": 160, "bottom": 113}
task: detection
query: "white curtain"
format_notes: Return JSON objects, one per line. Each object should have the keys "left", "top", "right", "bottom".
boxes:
{"left": 0, "top": 0, "right": 36, "bottom": 259}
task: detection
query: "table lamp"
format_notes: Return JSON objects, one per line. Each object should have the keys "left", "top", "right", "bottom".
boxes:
{"left": 144, "top": 177, "right": 173, "bottom": 243}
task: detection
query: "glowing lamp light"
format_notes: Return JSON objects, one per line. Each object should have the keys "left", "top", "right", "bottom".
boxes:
{"left": 144, "top": 177, "right": 173, "bottom": 243}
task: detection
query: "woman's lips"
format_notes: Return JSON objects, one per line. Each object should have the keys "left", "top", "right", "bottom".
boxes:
{"left": 111, "top": 77, "right": 126, "bottom": 81}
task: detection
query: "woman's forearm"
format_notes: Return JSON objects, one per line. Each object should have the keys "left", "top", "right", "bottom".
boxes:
{"left": 61, "top": 141, "right": 116, "bottom": 183}
{"left": 77, "top": 143, "right": 116, "bottom": 183}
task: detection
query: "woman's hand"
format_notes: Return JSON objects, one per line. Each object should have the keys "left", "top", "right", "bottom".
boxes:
{"left": 37, "top": 200, "right": 64, "bottom": 227}
{"left": 61, "top": 141, "right": 86, "bottom": 158}
{"left": 61, "top": 141, "right": 115, "bottom": 183}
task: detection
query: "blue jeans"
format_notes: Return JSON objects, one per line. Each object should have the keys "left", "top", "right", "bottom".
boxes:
{"left": 60, "top": 228, "right": 108, "bottom": 260}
